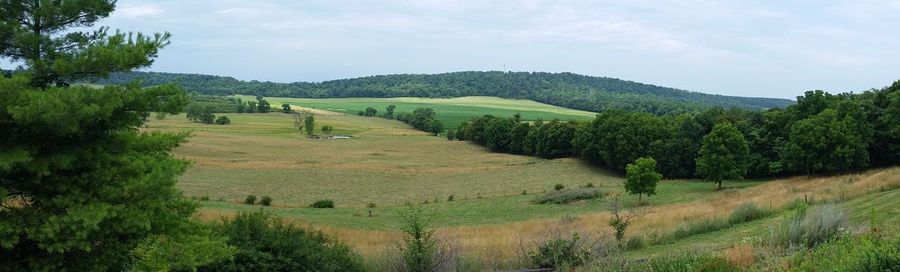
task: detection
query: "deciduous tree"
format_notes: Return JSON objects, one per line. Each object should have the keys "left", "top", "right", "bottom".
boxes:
{"left": 625, "top": 157, "right": 662, "bottom": 203}
{"left": 696, "top": 123, "right": 750, "bottom": 190}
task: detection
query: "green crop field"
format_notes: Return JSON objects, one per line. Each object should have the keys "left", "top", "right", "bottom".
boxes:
{"left": 235, "top": 95, "right": 597, "bottom": 129}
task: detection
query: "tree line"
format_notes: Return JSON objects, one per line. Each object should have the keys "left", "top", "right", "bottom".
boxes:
{"left": 355, "top": 104, "right": 445, "bottom": 135}
{"left": 88, "top": 71, "right": 794, "bottom": 116}
{"left": 452, "top": 83, "right": 900, "bottom": 180}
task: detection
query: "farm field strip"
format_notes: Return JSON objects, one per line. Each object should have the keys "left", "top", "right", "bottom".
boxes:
{"left": 239, "top": 95, "right": 597, "bottom": 129}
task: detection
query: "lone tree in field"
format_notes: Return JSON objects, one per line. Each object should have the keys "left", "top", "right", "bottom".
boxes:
{"left": 304, "top": 115, "right": 316, "bottom": 135}
{"left": 0, "top": 1, "right": 230, "bottom": 270}
{"left": 625, "top": 157, "right": 662, "bottom": 203}
{"left": 282, "top": 103, "right": 292, "bottom": 113}
{"left": 696, "top": 123, "right": 750, "bottom": 190}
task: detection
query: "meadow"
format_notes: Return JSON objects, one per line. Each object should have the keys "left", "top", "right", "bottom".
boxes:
{"left": 236, "top": 95, "right": 597, "bottom": 129}
{"left": 146, "top": 99, "right": 900, "bottom": 269}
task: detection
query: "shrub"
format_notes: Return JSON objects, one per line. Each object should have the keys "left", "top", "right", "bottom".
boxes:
{"left": 367, "top": 203, "right": 376, "bottom": 209}
{"left": 199, "top": 211, "right": 363, "bottom": 271}
{"left": 310, "top": 199, "right": 335, "bottom": 208}
{"left": 244, "top": 195, "right": 256, "bottom": 205}
{"left": 522, "top": 189, "right": 528, "bottom": 195}
{"left": 624, "top": 235, "right": 646, "bottom": 250}
{"left": 769, "top": 204, "right": 849, "bottom": 249}
{"left": 260, "top": 195, "right": 273, "bottom": 206}
{"left": 584, "top": 182, "right": 595, "bottom": 188}
{"left": 447, "top": 195, "right": 454, "bottom": 202}
{"left": 528, "top": 233, "right": 592, "bottom": 269}
{"left": 214, "top": 115, "right": 231, "bottom": 125}
{"left": 393, "top": 205, "right": 458, "bottom": 272}
{"left": 532, "top": 188, "right": 602, "bottom": 204}
{"left": 199, "top": 196, "right": 210, "bottom": 201}
{"left": 729, "top": 202, "right": 767, "bottom": 225}
{"left": 321, "top": 125, "right": 334, "bottom": 134}
{"left": 554, "top": 184, "right": 565, "bottom": 191}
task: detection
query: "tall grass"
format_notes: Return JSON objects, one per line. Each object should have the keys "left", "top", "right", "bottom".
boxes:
{"left": 728, "top": 202, "right": 768, "bottom": 225}
{"left": 196, "top": 167, "right": 900, "bottom": 270}
{"left": 532, "top": 188, "right": 602, "bottom": 204}
{"left": 769, "top": 203, "right": 850, "bottom": 249}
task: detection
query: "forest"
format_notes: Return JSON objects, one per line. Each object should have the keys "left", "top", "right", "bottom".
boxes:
{"left": 88, "top": 71, "right": 793, "bottom": 115}
{"left": 453, "top": 83, "right": 900, "bottom": 180}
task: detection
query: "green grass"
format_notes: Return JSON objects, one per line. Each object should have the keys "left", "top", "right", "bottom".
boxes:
{"left": 626, "top": 188, "right": 900, "bottom": 259}
{"left": 240, "top": 95, "right": 597, "bottom": 129}
{"left": 196, "top": 180, "right": 761, "bottom": 230}
{"left": 146, "top": 111, "right": 766, "bottom": 229}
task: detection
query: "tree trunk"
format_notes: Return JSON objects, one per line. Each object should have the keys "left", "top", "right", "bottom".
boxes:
{"left": 717, "top": 180, "right": 722, "bottom": 190}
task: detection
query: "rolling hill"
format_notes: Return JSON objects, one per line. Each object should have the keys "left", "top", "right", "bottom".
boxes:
{"left": 90, "top": 71, "right": 794, "bottom": 115}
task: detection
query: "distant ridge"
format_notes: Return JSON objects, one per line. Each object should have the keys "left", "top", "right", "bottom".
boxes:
{"left": 91, "top": 71, "right": 794, "bottom": 115}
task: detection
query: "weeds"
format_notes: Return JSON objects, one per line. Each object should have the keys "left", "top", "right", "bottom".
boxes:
{"left": 532, "top": 188, "right": 602, "bottom": 204}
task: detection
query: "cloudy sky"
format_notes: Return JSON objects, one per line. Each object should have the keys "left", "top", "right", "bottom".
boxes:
{"left": 102, "top": 0, "right": 900, "bottom": 99}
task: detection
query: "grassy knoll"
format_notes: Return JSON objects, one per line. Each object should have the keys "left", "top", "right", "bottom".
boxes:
{"left": 238, "top": 95, "right": 597, "bottom": 129}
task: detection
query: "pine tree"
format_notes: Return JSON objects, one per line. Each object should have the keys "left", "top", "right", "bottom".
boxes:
{"left": 0, "top": 2, "right": 230, "bottom": 270}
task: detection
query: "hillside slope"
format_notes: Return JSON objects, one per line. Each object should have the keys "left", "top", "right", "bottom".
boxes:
{"left": 92, "top": 71, "right": 794, "bottom": 115}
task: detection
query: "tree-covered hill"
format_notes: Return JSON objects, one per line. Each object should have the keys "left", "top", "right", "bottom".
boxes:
{"left": 90, "top": 71, "right": 794, "bottom": 115}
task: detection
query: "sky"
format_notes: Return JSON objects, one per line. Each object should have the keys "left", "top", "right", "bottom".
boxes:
{"left": 97, "top": 0, "right": 900, "bottom": 99}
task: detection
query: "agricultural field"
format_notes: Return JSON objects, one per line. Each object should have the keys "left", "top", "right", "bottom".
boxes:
{"left": 235, "top": 95, "right": 597, "bottom": 129}
{"left": 146, "top": 103, "right": 900, "bottom": 269}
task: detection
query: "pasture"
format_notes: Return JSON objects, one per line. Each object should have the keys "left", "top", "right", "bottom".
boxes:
{"left": 146, "top": 102, "right": 900, "bottom": 269}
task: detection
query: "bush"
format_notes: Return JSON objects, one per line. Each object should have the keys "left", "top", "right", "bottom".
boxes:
{"left": 533, "top": 188, "right": 602, "bottom": 204}
{"left": 244, "top": 195, "right": 256, "bottom": 205}
{"left": 447, "top": 195, "right": 454, "bottom": 202}
{"left": 729, "top": 202, "right": 768, "bottom": 225}
{"left": 199, "top": 196, "right": 210, "bottom": 201}
{"left": 584, "top": 182, "right": 595, "bottom": 188}
{"left": 624, "top": 235, "right": 646, "bottom": 250}
{"left": 393, "top": 205, "right": 458, "bottom": 272}
{"left": 260, "top": 195, "right": 272, "bottom": 206}
{"left": 790, "top": 234, "right": 900, "bottom": 271}
{"left": 554, "top": 184, "right": 565, "bottom": 191}
{"left": 311, "top": 199, "right": 335, "bottom": 208}
{"left": 528, "top": 233, "right": 592, "bottom": 269}
{"left": 769, "top": 204, "right": 849, "bottom": 249}
{"left": 199, "top": 211, "right": 363, "bottom": 271}
{"left": 321, "top": 125, "right": 333, "bottom": 134}
{"left": 215, "top": 115, "right": 231, "bottom": 125}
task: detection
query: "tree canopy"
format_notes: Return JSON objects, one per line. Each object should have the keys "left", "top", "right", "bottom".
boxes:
{"left": 0, "top": 2, "right": 229, "bottom": 270}
{"left": 625, "top": 157, "right": 662, "bottom": 202}
{"left": 88, "top": 71, "right": 795, "bottom": 116}
{"left": 696, "top": 123, "right": 750, "bottom": 189}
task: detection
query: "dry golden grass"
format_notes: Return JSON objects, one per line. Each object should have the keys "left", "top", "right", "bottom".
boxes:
{"left": 723, "top": 244, "right": 756, "bottom": 268}
{"left": 229, "top": 167, "right": 898, "bottom": 267}
{"left": 149, "top": 112, "right": 620, "bottom": 207}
